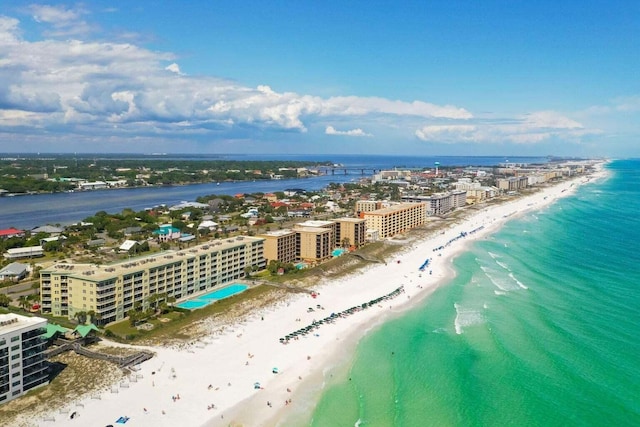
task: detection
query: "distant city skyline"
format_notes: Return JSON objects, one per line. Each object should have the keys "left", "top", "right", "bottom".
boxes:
{"left": 0, "top": 1, "right": 638, "bottom": 157}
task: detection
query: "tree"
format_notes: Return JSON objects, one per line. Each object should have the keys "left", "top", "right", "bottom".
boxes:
{"left": 18, "top": 295, "right": 30, "bottom": 311}
{"left": 74, "top": 311, "right": 88, "bottom": 325}
{"left": 87, "top": 310, "right": 96, "bottom": 324}
{"left": 0, "top": 294, "right": 11, "bottom": 307}
{"left": 127, "top": 309, "right": 141, "bottom": 327}
{"left": 27, "top": 293, "right": 39, "bottom": 305}
{"left": 44, "top": 240, "right": 62, "bottom": 253}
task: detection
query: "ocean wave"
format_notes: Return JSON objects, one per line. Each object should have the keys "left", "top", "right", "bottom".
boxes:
{"left": 481, "top": 265, "right": 520, "bottom": 291}
{"left": 454, "top": 303, "right": 485, "bottom": 334}
{"left": 496, "top": 260, "right": 511, "bottom": 271}
{"left": 509, "top": 272, "right": 528, "bottom": 289}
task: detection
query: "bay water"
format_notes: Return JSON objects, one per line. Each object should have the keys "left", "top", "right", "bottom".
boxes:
{"left": 301, "top": 160, "right": 640, "bottom": 427}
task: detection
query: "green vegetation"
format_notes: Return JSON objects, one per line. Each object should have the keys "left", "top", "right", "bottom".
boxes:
{"left": 105, "top": 285, "right": 277, "bottom": 342}
{"left": 0, "top": 156, "right": 331, "bottom": 194}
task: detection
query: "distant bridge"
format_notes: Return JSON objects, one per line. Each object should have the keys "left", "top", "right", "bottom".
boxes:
{"left": 317, "top": 167, "right": 381, "bottom": 175}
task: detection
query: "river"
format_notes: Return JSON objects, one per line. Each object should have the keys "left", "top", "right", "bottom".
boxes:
{"left": 0, "top": 154, "right": 549, "bottom": 229}
{"left": 0, "top": 175, "right": 357, "bottom": 229}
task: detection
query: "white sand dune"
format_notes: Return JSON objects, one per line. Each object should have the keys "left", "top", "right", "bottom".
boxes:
{"left": 33, "top": 164, "right": 607, "bottom": 427}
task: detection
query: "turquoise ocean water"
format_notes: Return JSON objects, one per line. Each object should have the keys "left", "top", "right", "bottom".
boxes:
{"left": 297, "top": 160, "right": 640, "bottom": 427}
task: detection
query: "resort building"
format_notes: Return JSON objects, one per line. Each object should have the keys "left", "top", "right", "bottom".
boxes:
{"left": 401, "top": 190, "right": 467, "bottom": 216}
{"left": 496, "top": 177, "right": 529, "bottom": 192}
{"left": 295, "top": 220, "right": 337, "bottom": 248}
{"left": 294, "top": 227, "right": 332, "bottom": 264}
{"left": 333, "top": 218, "right": 366, "bottom": 248}
{"left": 260, "top": 229, "right": 297, "bottom": 264}
{"left": 355, "top": 200, "right": 383, "bottom": 218}
{"left": 363, "top": 203, "right": 426, "bottom": 239}
{"left": 0, "top": 314, "right": 48, "bottom": 404}
{"left": 39, "top": 236, "right": 266, "bottom": 325}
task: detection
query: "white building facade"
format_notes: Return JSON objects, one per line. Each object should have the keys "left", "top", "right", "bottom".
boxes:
{"left": 0, "top": 314, "right": 48, "bottom": 404}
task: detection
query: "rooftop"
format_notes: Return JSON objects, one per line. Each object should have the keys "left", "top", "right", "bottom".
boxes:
{"left": 42, "top": 236, "right": 265, "bottom": 281}
{"left": 260, "top": 229, "right": 295, "bottom": 237}
{"left": 366, "top": 203, "right": 425, "bottom": 215}
{"left": 0, "top": 313, "right": 46, "bottom": 335}
{"left": 296, "top": 220, "right": 334, "bottom": 228}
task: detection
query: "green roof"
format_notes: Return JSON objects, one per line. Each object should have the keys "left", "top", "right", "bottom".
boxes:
{"left": 153, "top": 226, "right": 180, "bottom": 235}
{"left": 74, "top": 323, "right": 100, "bottom": 338}
{"left": 43, "top": 323, "right": 70, "bottom": 339}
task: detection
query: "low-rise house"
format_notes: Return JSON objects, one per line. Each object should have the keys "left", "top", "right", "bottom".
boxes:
{"left": 0, "top": 262, "right": 29, "bottom": 281}
{"left": 153, "top": 225, "right": 181, "bottom": 242}
{"left": 4, "top": 246, "right": 44, "bottom": 259}
{"left": 31, "top": 225, "right": 64, "bottom": 236}
{"left": 86, "top": 238, "right": 106, "bottom": 248}
{"left": 123, "top": 226, "right": 143, "bottom": 236}
{"left": 39, "top": 236, "right": 66, "bottom": 247}
{"left": 118, "top": 240, "right": 139, "bottom": 252}
{"left": 78, "top": 181, "right": 107, "bottom": 190}
{"left": 198, "top": 220, "right": 219, "bottom": 231}
{"left": 0, "top": 228, "right": 24, "bottom": 239}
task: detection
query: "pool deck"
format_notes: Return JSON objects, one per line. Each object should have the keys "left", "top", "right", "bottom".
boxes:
{"left": 176, "top": 283, "right": 251, "bottom": 310}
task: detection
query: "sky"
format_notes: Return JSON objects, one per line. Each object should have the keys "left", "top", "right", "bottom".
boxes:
{"left": 0, "top": 1, "right": 638, "bottom": 156}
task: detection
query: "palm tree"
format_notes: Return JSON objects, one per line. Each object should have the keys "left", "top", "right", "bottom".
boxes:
{"left": 18, "top": 295, "right": 30, "bottom": 311}
{"left": 74, "top": 311, "right": 87, "bottom": 325}
{"left": 87, "top": 310, "right": 96, "bottom": 324}
{"left": 0, "top": 294, "right": 12, "bottom": 307}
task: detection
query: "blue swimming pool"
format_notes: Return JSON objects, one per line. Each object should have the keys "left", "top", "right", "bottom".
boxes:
{"left": 176, "top": 284, "right": 249, "bottom": 310}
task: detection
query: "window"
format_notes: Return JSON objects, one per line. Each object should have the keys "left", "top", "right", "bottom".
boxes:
{"left": 10, "top": 345, "right": 19, "bottom": 351}
{"left": 11, "top": 362, "right": 20, "bottom": 369}
{"left": 11, "top": 354, "right": 20, "bottom": 360}
{"left": 10, "top": 336, "right": 19, "bottom": 342}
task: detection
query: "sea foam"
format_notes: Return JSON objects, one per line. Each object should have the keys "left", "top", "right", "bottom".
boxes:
{"left": 454, "top": 303, "right": 485, "bottom": 334}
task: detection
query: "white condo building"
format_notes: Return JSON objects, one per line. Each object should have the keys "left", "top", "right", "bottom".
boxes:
{"left": 0, "top": 314, "right": 48, "bottom": 404}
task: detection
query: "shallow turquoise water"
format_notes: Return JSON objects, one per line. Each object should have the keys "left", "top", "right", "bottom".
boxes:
{"left": 301, "top": 160, "right": 640, "bottom": 427}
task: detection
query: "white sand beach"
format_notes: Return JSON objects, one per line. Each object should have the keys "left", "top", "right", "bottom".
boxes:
{"left": 29, "top": 164, "right": 607, "bottom": 427}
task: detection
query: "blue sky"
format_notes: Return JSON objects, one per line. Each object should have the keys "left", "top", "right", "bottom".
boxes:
{"left": 0, "top": 1, "right": 638, "bottom": 156}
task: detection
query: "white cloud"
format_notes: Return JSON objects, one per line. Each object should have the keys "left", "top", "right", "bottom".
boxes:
{"left": 325, "top": 126, "right": 372, "bottom": 137}
{"left": 29, "top": 4, "right": 93, "bottom": 37}
{"left": 0, "top": 13, "right": 473, "bottom": 145}
{"left": 165, "top": 63, "right": 183, "bottom": 75}
{"left": 0, "top": 16, "right": 20, "bottom": 43}
{"left": 612, "top": 95, "right": 640, "bottom": 113}
{"left": 415, "top": 125, "right": 477, "bottom": 142}
{"left": 319, "top": 96, "right": 472, "bottom": 120}
{"left": 415, "top": 112, "right": 590, "bottom": 144}
{"left": 0, "top": 10, "right": 613, "bottom": 152}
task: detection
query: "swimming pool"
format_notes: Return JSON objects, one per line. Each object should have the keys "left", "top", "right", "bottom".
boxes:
{"left": 176, "top": 284, "right": 249, "bottom": 310}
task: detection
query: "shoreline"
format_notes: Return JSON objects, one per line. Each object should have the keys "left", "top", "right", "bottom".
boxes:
{"left": 21, "top": 163, "right": 608, "bottom": 427}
